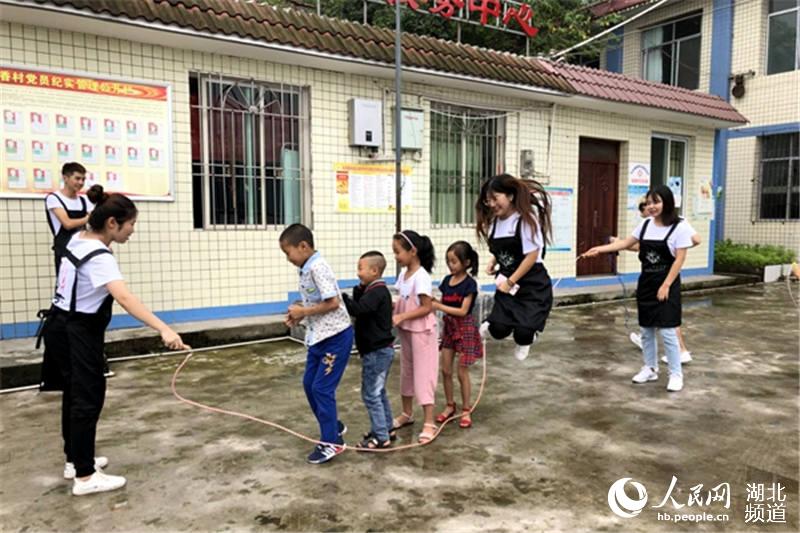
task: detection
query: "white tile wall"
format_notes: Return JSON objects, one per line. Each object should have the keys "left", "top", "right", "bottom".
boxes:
{"left": 0, "top": 21, "right": 715, "bottom": 334}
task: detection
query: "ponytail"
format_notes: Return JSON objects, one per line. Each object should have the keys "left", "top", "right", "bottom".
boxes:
{"left": 87, "top": 185, "right": 138, "bottom": 231}
{"left": 447, "top": 240, "right": 479, "bottom": 277}
{"left": 394, "top": 230, "right": 436, "bottom": 273}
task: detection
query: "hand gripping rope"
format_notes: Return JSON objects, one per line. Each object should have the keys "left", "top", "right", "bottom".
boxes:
{"left": 170, "top": 338, "right": 489, "bottom": 454}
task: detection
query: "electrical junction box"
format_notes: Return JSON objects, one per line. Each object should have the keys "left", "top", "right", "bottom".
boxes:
{"left": 393, "top": 108, "right": 424, "bottom": 151}
{"left": 349, "top": 98, "right": 382, "bottom": 147}
{"left": 519, "top": 149, "right": 534, "bottom": 177}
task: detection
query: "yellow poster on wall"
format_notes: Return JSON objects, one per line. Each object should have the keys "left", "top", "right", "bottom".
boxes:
{"left": 334, "top": 162, "right": 412, "bottom": 213}
{"left": 0, "top": 65, "right": 172, "bottom": 200}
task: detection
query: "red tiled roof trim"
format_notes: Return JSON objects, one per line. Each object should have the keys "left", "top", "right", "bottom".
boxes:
{"left": 21, "top": 0, "right": 746, "bottom": 123}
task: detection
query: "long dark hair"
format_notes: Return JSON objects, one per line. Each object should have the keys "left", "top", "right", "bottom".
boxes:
{"left": 647, "top": 185, "right": 679, "bottom": 226}
{"left": 87, "top": 185, "right": 138, "bottom": 230}
{"left": 475, "top": 174, "right": 552, "bottom": 245}
{"left": 394, "top": 230, "right": 435, "bottom": 273}
{"left": 447, "top": 240, "right": 479, "bottom": 276}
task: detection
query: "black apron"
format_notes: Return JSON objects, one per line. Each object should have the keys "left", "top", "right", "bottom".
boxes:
{"left": 487, "top": 216, "right": 553, "bottom": 332}
{"left": 636, "top": 218, "right": 682, "bottom": 328}
{"left": 46, "top": 193, "right": 88, "bottom": 275}
{"left": 38, "top": 248, "right": 113, "bottom": 391}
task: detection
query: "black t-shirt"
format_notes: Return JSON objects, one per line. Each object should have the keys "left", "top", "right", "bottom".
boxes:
{"left": 439, "top": 275, "right": 478, "bottom": 315}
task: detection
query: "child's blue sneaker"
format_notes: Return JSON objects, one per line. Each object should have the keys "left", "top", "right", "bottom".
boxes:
{"left": 307, "top": 442, "right": 345, "bottom": 464}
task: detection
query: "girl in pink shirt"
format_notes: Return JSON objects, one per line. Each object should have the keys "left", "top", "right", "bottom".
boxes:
{"left": 390, "top": 230, "right": 439, "bottom": 444}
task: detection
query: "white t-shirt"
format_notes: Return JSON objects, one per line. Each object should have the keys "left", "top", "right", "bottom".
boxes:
{"left": 45, "top": 192, "right": 93, "bottom": 235}
{"left": 632, "top": 217, "right": 697, "bottom": 257}
{"left": 297, "top": 252, "right": 351, "bottom": 346}
{"left": 492, "top": 212, "right": 544, "bottom": 263}
{"left": 395, "top": 267, "right": 433, "bottom": 306}
{"left": 53, "top": 235, "right": 123, "bottom": 314}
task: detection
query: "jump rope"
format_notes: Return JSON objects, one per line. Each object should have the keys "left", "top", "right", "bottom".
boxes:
{"left": 171, "top": 337, "right": 488, "bottom": 454}
{"left": 170, "top": 257, "right": 606, "bottom": 455}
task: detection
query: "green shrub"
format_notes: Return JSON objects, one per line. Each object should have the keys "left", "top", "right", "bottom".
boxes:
{"left": 714, "top": 240, "right": 797, "bottom": 274}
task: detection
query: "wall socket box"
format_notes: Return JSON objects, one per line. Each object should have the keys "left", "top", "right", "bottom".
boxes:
{"left": 348, "top": 98, "right": 382, "bottom": 147}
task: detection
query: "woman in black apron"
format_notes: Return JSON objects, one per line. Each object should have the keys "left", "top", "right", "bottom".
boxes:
{"left": 475, "top": 174, "right": 553, "bottom": 361}
{"left": 582, "top": 185, "right": 697, "bottom": 392}
{"left": 41, "top": 186, "right": 188, "bottom": 496}
{"left": 45, "top": 162, "right": 96, "bottom": 276}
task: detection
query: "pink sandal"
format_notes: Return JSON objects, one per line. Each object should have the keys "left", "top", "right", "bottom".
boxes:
{"left": 418, "top": 423, "right": 437, "bottom": 444}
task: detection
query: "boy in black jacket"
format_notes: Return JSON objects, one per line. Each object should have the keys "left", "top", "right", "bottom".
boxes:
{"left": 342, "top": 251, "right": 395, "bottom": 449}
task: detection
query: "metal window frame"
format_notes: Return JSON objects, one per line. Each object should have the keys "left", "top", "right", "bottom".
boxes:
{"left": 194, "top": 73, "right": 310, "bottom": 230}
{"left": 651, "top": 133, "right": 689, "bottom": 209}
{"left": 641, "top": 12, "right": 702, "bottom": 88}
{"left": 757, "top": 133, "right": 800, "bottom": 221}
{"left": 429, "top": 103, "right": 506, "bottom": 228}
{"left": 766, "top": 2, "right": 800, "bottom": 75}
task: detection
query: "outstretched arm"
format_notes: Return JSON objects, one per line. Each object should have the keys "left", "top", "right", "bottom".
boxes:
{"left": 107, "top": 280, "right": 188, "bottom": 350}
{"left": 581, "top": 236, "right": 638, "bottom": 259}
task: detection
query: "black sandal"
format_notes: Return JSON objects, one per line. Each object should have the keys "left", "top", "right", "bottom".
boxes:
{"left": 356, "top": 435, "right": 392, "bottom": 450}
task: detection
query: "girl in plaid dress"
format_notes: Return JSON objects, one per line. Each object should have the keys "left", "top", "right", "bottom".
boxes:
{"left": 433, "top": 241, "right": 483, "bottom": 428}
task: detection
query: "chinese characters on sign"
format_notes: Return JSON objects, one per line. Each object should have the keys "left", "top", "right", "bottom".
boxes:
{"left": 1, "top": 65, "right": 172, "bottom": 199}
{"left": 385, "top": 0, "right": 539, "bottom": 37}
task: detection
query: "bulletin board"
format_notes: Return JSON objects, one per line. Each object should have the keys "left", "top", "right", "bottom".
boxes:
{"left": 1, "top": 64, "right": 173, "bottom": 200}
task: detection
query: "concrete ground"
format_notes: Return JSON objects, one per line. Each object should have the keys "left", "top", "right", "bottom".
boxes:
{"left": 0, "top": 283, "right": 797, "bottom": 532}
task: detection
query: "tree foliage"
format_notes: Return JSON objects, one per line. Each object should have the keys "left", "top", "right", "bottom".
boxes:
{"left": 262, "top": 1, "right": 621, "bottom": 62}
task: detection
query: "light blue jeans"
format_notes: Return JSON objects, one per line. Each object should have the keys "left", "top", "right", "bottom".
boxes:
{"left": 641, "top": 327, "right": 682, "bottom": 377}
{"left": 361, "top": 346, "right": 395, "bottom": 442}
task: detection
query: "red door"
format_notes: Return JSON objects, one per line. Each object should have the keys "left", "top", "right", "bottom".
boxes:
{"left": 577, "top": 138, "right": 619, "bottom": 276}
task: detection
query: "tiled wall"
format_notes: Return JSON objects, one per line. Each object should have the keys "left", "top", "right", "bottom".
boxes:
{"left": 619, "top": 0, "right": 713, "bottom": 93}
{"left": 604, "top": 0, "right": 799, "bottom": 251}
{"left": 725, "top": 0, "right": 800, "bottom": 250}
{"left": 0, "top": 21, "right": 714, "bottom": 337}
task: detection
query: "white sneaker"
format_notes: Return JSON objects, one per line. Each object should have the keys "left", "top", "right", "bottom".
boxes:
{"left": 632, "top": 366, "right": 658, "bottom": 384}
{"left": 513, "top": 344, "right": 531, "bottom": 361}
{"left": 629, "top": 332, "right": 643, "bottom": 350}
{"left": 479, "top": 322, "right": 491, "bottom": 340}
{"left": 667, "top": 374, "right": 684, "bottom": 392}
{"left": 72, "top": 470, "right": 126, "bottom": 496}
{"left": 662, "top": 351, "right": 693, "bottom": 364}
{"left": 64, "top": 456, "right": 109, "bottom": 480}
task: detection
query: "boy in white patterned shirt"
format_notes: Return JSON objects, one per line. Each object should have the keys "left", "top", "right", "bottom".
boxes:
{"left": 280, "top": 224, "right": 354, "bottom": 464}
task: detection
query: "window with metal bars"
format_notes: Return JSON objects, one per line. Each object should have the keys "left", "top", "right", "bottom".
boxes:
{"left": 429, "top": 104, "right": 505, "bottom": 226}
{"left": 758, "top": 133, "right": 799, "bottom": 220}
{"left": 189, "top": 74, "right": 309, "bottom": 229}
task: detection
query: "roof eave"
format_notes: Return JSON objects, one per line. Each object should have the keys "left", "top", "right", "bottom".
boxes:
{"left": 1, "top": 0, "right": 745, "bottom": 128}
{"left": 569, "top": 95, "right": 748, "bottom": 129}
{"left": 0, "top": 0, "right": 572, "bottom": 101}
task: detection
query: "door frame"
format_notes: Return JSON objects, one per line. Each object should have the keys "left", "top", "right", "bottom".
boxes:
{"left": 576, "top": 137, "right": 621, "bottom": 277}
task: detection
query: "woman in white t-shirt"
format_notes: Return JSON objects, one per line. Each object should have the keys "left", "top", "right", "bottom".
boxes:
{"left": 582, "top": 186, "right": 697, "bottom": 393}
{"left": 45, "top": 162, "right": 95, "bottom": 275}
{"left": 41, "top": 186, "right": 188, "bottom": 496}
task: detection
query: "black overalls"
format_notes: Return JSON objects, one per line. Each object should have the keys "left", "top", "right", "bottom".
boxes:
{"left": 636, "top": 219, "right": 682, "bottom": 328}
{"left": 487, "top": 216, "right": 553, "bottom": 344}
{"left": 41, "top": 247, "right": 114, "bottom": 478}
{"left": 45, "top": 193, "right": 88, "bottom": 275}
